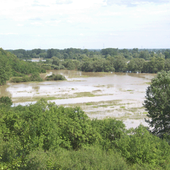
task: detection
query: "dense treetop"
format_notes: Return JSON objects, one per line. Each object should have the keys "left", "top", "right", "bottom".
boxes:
{"left": 0, "top": 97, "right": 170, "bottom": 169}
{"left": 8, "top": 48, "right": 170, "bottom": 74}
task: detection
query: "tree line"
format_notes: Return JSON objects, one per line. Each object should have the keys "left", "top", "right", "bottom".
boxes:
{"left": 8, "top": 48, "right": 170, "bottom": 73}
{"left": 1, "top": 47, "right": 170, "bottom": 85}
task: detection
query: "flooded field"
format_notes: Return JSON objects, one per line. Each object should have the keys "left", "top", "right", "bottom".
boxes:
{"left": 0, "top": 70, "right": 156, "bottom": 129}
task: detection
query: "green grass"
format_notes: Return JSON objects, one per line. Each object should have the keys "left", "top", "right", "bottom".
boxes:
{"left": 86, "top": 103, "right": 93, "bottom": 105}
{"left": 74, "top": 92, "right": 95, "bottom": 97}
{"left": 145, "top": 82, "right": 151, "bottom": 85}
{"left": 120, "top": 106, "right": 125, "bottom": 109}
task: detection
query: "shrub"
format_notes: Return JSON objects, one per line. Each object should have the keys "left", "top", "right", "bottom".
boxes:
{"left": 114, "top": 125, "right": 170, "bottom": 168}
{"left": 46, "top": 73, "right": 66, "bottom": 81}
{"left": 30, "top": 72, "right": 43, "bottom": 81}
{"left": 10, "top": 77, "right": 23, "bottom": 83}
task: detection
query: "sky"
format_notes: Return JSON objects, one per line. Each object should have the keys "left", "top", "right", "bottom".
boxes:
{"left": 0, "top": 0, "right": 170, "bottom": 49}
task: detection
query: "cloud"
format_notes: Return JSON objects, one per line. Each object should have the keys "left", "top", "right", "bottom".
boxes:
{"left": 56, "top": 0, "right": 72, "bottom": 4}
{"left": 106, "top": 0, "right": 170, "bottom": 6}
{"left": 17, "top": 24, "right": 24, "bottom": 27}
{"left": 31, "top": 21, "right": 43, "bottom": 26}
{"left": 0, "top": 32, "right": 18, "bottom": 35}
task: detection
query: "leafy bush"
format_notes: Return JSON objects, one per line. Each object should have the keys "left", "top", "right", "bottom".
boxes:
{"left": 30, "top": 72, "right": 43, "bottom": 81}
{"left": 0, "top": 96, "right": 12, "bottom": 107}
{"left": 46, "top": 73, "right": 66, "bottom": 81}
{"left": 91, "top": 118, "right": 126, "bottom": 149}
{"left": 22, "top": 75, "right": 30, "bottom": 82}
{"left": 10, "top": 77, "right": 23, "bottom": 83}
{"left": 23, "top": 147, "right": 129, "bottom": 170}
{"left": 114, "top": 125, "right": 170, "bottom": 169}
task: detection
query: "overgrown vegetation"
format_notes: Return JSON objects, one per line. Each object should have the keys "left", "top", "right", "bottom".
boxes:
{"left": 1, "top": 48, "right": 170, "bottom": 169}
{"left": 0, "top": 97, "right": 170, "bottom": 169}
{"left": 45, "top": 73, "right": 66, "bottom": 81}
{"left": 8, "top": 48, "right": 170, "bottom": 73}
{"left": 0, "top": 48, "right": 45, "bottom": 85}
{"left": 10, "top": 72, "right": 43, "bottom": 83}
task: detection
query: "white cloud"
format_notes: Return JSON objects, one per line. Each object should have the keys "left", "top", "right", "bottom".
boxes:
{"left": 0, "top": 0, "right": 170, "bottom": 49}
{"left": 0, "top": 32, "right": 18, "bottom": 35}
{"left": 31, "top": 21, "right": 43, "bottom": 26}
{"left": 56, "top": 0, "right": 73, "bottom": 4}
{"left": 17, "top": 24, "right": 24, "bottom": 27}
{"left": 106, "top": 0, "right": 170, "bottom": 6}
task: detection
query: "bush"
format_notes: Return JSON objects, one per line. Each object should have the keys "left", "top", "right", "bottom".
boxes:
{"left": 46, "top": 73, "right": 66, "bottom": 81}
{"left": 114, "top": 125, "right": 170, "bottom": 168}
{"left": 0, "top": 96, "right": 12, "bottom": 107}
{"left": 23, "top": 146, "right": 129, "bottom": 170}
{"left": 30, "top": 72, "right": 43, "bottom": 81}
{"left": 10, "top": 77, "right": 23, "bottom": 83}
{"left": 22, "top": 75, "right": 30, "bottom": 82}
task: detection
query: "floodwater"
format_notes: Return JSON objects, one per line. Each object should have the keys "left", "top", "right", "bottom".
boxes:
{"left": 0, "top": 70, "right": 156, "bottom": 129}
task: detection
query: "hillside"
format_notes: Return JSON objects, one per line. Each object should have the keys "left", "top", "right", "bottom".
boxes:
{"left": 0, "top": 48, "right": 45, "bottom": 85}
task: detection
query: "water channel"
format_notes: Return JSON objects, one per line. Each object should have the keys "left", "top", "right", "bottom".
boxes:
{"left": 0, "top": 70, "right": 156, "bottom": 129}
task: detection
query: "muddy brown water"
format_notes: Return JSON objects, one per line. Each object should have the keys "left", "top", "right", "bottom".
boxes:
{"left": 0, "top": 70, "right": 156, "bottom": 129}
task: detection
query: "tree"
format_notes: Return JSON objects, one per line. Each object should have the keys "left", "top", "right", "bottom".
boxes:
{"left": 0, "top": 96, "right": 12, "bottom": 107}
{"left": 113, "top": 55, "right": 126, "bottom": 72}
{"left": 127, "top": 58, "right": 145, "bottom": 73}
{"left": 144, "top": 71, "right": 170, "bottom": 138}
{"left": 114, "top": 125, "right": 170, "bottom": 166}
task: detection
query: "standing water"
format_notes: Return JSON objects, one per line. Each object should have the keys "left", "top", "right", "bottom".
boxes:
{"left": 0, "top": 70, "right": 155, "bottom": 129}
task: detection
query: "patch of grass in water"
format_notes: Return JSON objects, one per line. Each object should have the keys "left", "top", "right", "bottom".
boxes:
{"left": 100, "top": 105, "right": 110, "bottom": 107}
{"left": 92, "top": 90, "right": 102, "bottom": 93}
{"left": 74, "top": 92, "right": 95, "bottom": 97}
{"left": 92, "top": 105, "right": 109, "bottom": 108}
{"left": 143, "top": 112, "right": 148, "bottom": 114}
{"left": 86, "top": 103, "right": 93, "bottom": 105}
{"left": 94, "top": 85, "right": 105, "bottom": 88}
{"left": 34, "top": 96, "right": 57, "bottom": 101}
{"left": 145, "top": 82, "right": 151, "bottom": 85}
{"left": 120, "top": 106, "right": 125, "bottom": 109}
{"left": 107, "top": 84, "right": 114, "bottom": 88}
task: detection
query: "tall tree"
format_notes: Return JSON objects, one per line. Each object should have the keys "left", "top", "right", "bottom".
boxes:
{"left": 144, "top": 71, "right": 170, "bottom": 138}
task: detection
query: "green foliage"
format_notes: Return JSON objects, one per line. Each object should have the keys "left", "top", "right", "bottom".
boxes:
{"left": 0, "top": 48, "right": 45, "bottom": 85}
{"left": 63, "top": 59, "right": 76, "bottom": 70}
{"left": 10, "top": 77, "right": 24, "bottom": 83}
{"left": 8, "top": 48, "right": 170, "bottom": 74}
{"left": 113, "top": 55, "right": 127, "bottom": 72}
{"left": 46, "top": 73, "right": 66, "bottom": 81}
{"left": 15, "top": 146, "right": 128, "bottom": 170}
{"left": 144, "top": 71, "right": 170, "bottom": 138}
{"left": 30, "top": 72, "right": 43, "bottom": 81}
{"left": 0, "top": 97, "right": 170, "bottom": 169}
{"left": 91, "top": 118, "right": 125, "bottom": 149}
{"left": 128, "top": 58, "right": 145, "bottom": 73}
{"left": 114, "top": 125, "right": 170, "bottom": 169}
{"left": 0, "top": 96, "right": 12, "bottom": 107}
